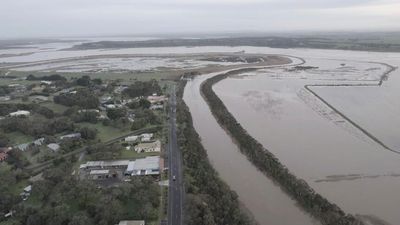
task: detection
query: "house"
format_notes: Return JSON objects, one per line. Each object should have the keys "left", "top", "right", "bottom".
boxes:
{"left": 125, "top": 135, "right": 139, "bottom": 142}
{"left": 33, "top": 138, "right": 45, "bottom": 146}
{"left": 78, "top": 109, "right": 100, "bottom": 114}
{"left": 0, "top": 96, "right": 11, "bottom": 102}
{"left": 40, "top": 80, "right": 52, "bottom": 85}
{"left": 80, "top": 160, "right": 130, "bottom": 170}
{"left": 134, "top": 140, "right": 161, "bottom": 153}
{"left": 117, "top": 221, "right": 145, "bottom": 225}
{"left": 147, "top": 95, "right": 167, "bottom": 104}
{"left": 150, "top": 105, "right": 163, "bottom": 110}
{"left": 126, "top": 156, "right": 160, "bottom": 176}
{"left": 140, "top": 133, "right": 153, "bottom": 142}
{"left": 47, "top": 143, "right": 60, "bottom": 152}
{"left": 100, "top": 96, "right": 113, "bottom": 104}
{"left": 114, "top": 85, "right": 128, "bottom": 94}
{"left": 9, "top": 110, "right": 30, "bottom": 117}
{"left": 31, "top": 95, "right": 49, "bottom": 103}
{"left": 60, "top": 133, "right": 81, "bottom": 140}
{"left": 21, "top": 185, "right": 32, "bottom": 201}
{"left": 23, "top": 185, "right": 32, "bottom": 193}
{"left": 105, "top": 104, "right": 117, "bottom": 109}
{"left": 16, "top": 143, "right": 29, "bottom": 151}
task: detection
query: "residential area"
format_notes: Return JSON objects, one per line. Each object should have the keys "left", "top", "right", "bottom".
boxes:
{"left": 0, "top": 73, "right": 170, "bottom": 225}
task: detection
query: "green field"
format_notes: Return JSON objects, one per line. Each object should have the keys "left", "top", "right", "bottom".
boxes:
{"left": 77, "top": 122, "right": 131, "bottom": 142}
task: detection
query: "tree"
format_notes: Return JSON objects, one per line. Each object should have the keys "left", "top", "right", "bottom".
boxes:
{"left": 0, "top": 134, "right": 10, "bottom": 147}
{"left": 106, "top": 108, "right": 126, "bottom": 120}
{"left": 123, "top": 80, "right": 162, "bottom": 98}
{"left": 139, "top": 98, "right": 151, "bottom": 109}
{"left": 54, "top": 89, "right": 99, "bottom": 109}
{"left": 79, "top": 127, "right": 97, "bottom": 140}
{"left": 76, "top": 76, "right": 91, "bottom": 86}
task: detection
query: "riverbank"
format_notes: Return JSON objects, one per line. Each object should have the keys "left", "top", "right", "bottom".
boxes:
{"left": 201, "top": 68, "right": 364, "bottom": 225}
{"left": 175, "top": 80, "right": 256, "bottom": 225}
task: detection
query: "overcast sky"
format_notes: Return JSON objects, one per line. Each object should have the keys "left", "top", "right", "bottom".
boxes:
{"left": 1, "top": 0, "right": 399, "bottom": 39}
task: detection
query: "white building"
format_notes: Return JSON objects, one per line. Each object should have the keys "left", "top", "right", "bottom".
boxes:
{"left": 33, "top": 138, "right": 45, "bottom": 146}
{"left": 126, "top": 156, "right": 160, "bottom": 176}
{"left": 60, "top": 133, "right": 81, "bottom": 140}
{"left": 47, "top": 143, "right": 60, "bottom": 152}
{"left": 134, "top": 140, "right": 161, "bottom": 153}
{"left": 40, "top": 81, "right": 52, "bottom": 85}
{"left": 125, "top": 135, "right": 139, "bottom": 142}
{"left": 140, "top": 133, "right": 153, "bottom": 142}
{"left": 117, "top": 221, "right": 145, "bottom": 225}
{"left": 9, "top": 110, "right": 30, "bottom": 117}
{"left": 147, "top": 95, "right": 167, "bottom": 104}
{"left": 150, "top": 105, "right": 163, "bottom": 110}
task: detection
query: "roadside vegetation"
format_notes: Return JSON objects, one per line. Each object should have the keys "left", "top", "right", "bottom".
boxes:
{"left": 1, "top": 157, "right": 160, "bottom": 225}
{"left": 176, "top": 80, "right": 255, "bottom": 225}
{"left": 0, "top": 72, "right": 167, "bottom": 225}
{"left": 201, "top": 70, "right": 365, "bottom": 225}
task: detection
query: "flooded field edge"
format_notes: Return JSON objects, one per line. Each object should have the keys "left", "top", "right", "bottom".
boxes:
{"left": 199, "top": 64, "right": 364, "bottom": 225}
{"left": 305, "top": 63, "right": 399, "bottom": 153}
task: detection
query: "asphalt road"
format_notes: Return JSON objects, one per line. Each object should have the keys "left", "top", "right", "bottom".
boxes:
{"left": 168, "top": 85, "right": 184, "bottom": 225}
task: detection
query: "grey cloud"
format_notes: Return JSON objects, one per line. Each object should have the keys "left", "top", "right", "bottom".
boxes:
{"left": 0, "top": 0, "right": 399, "bottom": 38}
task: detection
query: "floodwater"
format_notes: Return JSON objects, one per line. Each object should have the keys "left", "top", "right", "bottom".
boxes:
{"left": 183, "top": 68, "right": 319, "bottom": 225}
{"left": 3, "top": 40, "right": 400, "bottom": 224}
{"left": 213, "top": 54, "right": 400, "bottom": 224}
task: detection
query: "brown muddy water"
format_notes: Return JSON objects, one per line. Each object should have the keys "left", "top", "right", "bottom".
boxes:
{"left": 4, "top": 41, "right": 400, "bottom": 224}
{"left": 213, "top": 54, "right": 400, "bottom": 225}
{"left": 183, "top": 66, "right": 320, "bottom": 225}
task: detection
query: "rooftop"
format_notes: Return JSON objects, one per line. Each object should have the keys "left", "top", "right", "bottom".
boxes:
{"left": 118, "top": 220, "right": 145, "bottom": 225}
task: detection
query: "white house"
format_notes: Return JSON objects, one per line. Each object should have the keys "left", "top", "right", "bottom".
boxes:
{"left": 125, "top": 135, "right": 139, "bottom": 142}
{"left": 117, "top": 221, "right": 145, "bottom": 225}
{"left": 40, "top": 81, "right": 52, "bottom": 85}
{"left": 140, "top": 133, "right": 153, "bottom": 142}
{"left": 9, "top": 110, "right": 30, "bottom": 117}
{"left": 60, "top": 133, "right": 81, "bottom": 140}
{"left": 47, "top": 143, "right": 60, "bottom": 152}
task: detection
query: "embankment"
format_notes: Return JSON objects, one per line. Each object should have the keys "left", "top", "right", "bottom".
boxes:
{"left": 201, "top": 69, "right": 364, "bottom": 225}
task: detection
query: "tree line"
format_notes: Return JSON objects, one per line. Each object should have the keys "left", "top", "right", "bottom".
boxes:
{"left": 201, "top": 69, "right": 364, "bottom": 225}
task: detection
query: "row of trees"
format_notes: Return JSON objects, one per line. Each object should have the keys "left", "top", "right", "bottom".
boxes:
{"left": 1, "top": 117, "right": 75, "bottom": 137}
{"left": 201, "top": 69, "right": 364, "bottom": 225}
{"left": 176, "top": 81, "right": 254, "bottom": 225}
{"left": 123, "top": 80, "right": 162, "bottom": 98}
{"left": 54, "top": 89, "right": 99, "bottom": 109}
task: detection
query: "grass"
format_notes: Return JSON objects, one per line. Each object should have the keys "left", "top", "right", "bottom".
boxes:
{"left": 8, "top": 179, "right": 29, "bottom": 195}
{"left": 40, "top": 101, "right": 69, "bottom": 114}
{"left": 5, "top": 131, "right": 34, "bottom": 145}
{"left": 77, "top": 122, "right": 132, "bottom": 142}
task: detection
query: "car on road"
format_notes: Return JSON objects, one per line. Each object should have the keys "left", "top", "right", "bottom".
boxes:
{"left": 172, "top": 175, "right": 176, "bottom": 181}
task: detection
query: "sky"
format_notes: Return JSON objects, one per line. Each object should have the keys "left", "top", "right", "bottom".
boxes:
{"left": 1, "top": 0, "right": 400, "bottom": 39}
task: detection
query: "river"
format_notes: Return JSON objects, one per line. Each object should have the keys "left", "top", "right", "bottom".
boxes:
{"left": 2, "top": 42, "right": 400, "bottom": 224}
{"left": 183, "top": 65, "right": 319, "bottom": 225}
